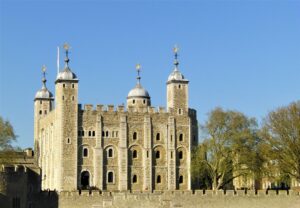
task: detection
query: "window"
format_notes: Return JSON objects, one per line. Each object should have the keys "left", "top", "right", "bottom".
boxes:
{"left": 83, "top": 148, "right": 88, "bottom": 157}
{"left": 108, "top": 171, "right": 114, "bottom": 183}
{"left": 102, "top": 131, "right": 105, "bottom": 137}
{"left": 92, "top": 131, "right": 95, "bottom": 137}
{"left": 157, "top": 175, "right": 161, "bottom": 183}
{"left": 132, "top": 175, "right": 137, "bottom": 183}
{"left": 178, "top": 84, "right": 181, "bottom": 89}
{"left": 39, "top": 110, "right": 42, "bottom": 115}
{"left": 147, "top": 151, "right": 149, "bottom": 158}
{"left": 112, "top": 131, "right": 115, "bottom": 137}
{"left": 88, "top": 131, "right": 91, "bottom": 137}
{"left": 179, "top": 134, "right": 183, "bottom": 142}
{"left": 72, "top": 96, "right": 74, "bottom": 101}
{"left": 133, "top": 150, "right": 137, "bottom": 158}
{"left": 171, "top": 151, "right": 173, "bottom": 159}
{"left": 63, "top": 84, "right": 65, "bottom": 88}
{"left": 108, "top": 148, "right": 113, "bottom": 158}
{"left": 67, "top": 138, "right": 71, "bottom": 144}
{"left": 155, "top": 150, "right": 160, "bottom": 159}
{"left": 133, "top": 132, "right": 137, "bottom": 140}
{"left": 178, "top": 108, "right": 182, "bottom": 115}
{"left": 133, "top": 99, "right": 135, "bottom": 104}
{"left": 82, "top": 131, "right": 85, "bottom": 137}
{"left": 179, "top": 175, "right": 183, "bottom": 184}
{"left": 178, "top": 151, "right": 183, "bottom": 159}
{"left": 143, "top": 99, "right": 146, "bottom": 104}
{"left": 72, "top": 84, "right": 75, "bottom": 88}
{"left": 156, "top": 133, "right": 160, "bottom": 141}
{"left": 106, "top": 131, "right": 109, "bottom": 137}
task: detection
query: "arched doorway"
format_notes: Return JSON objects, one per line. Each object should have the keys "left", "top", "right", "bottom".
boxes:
{"left": 81, "top": 171, "right": 90, "bottom": 189}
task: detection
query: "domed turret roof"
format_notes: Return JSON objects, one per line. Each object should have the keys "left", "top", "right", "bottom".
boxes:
{"left": 167, "top": 68, "right": 185, "bottom": 82}
{"left": 35, "top": 66, "right": 54, "bottom": 100}
{"left": 127, "top": 84, "right": 150, "bottom": 98}
{"left": 56, "top": 67, "right": 77, "bottom": 80}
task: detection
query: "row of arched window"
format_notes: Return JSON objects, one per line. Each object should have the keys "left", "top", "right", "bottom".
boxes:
{"left": 78, "top": 130, "right": 95, "bottom": 137}
{"left": 82, "top": 147, "right": 114, "bottom": 158}
{"left": 131, "top": 132, "right": 184, "bottom": 142}
{"left": 102, "top": 130, "right": 119, "bottom": 138}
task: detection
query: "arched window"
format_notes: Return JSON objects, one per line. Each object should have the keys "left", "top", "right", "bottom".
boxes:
{"left": 39, "top": 110, "right": 42, "bottom": 115}
{"left": 178, "top": 108, "right": 182, "bottom": 115}
{"left": 157, "top": 175, "right": 161, "bottom": 183}
{"left": 108, "top": 148, "right": 113, "bottom": 158}
{"left": 108, "top": 171, "right": 114, "bottom": 183}
{"left": 143, "top": 99, "right": 146, "bottom": 104}
{"left": 156, "top": 133, "right": 160, "bottom": 141}
{"left": 88, "top": 131, "right": 91, "bottom": 137}
{"left": 106, "top": 131, "right": 109, "bottom": 137}
{"left": 178, "top": 151, "right": 183, "bottom": 159}
{"left": 179, "top": 175, "right": 183, "bottom": 184}
{"left": 179, "top": 134, "right": 183, "bottom": 141}
{"left": 102, "top": 131, "right": 105, "bottom": 137}
{"left": 133, "top": 132, "right": 137, "bottom": 140}
{"left": 92, "top": 131, "right": 95, "bottom": 137}
{"left": 67, "top": 138, "right": 71, "bottom": 144}
{"left": 133, "top": 99, "right": 135, "bottom": 104}
{"left": 63, "top": 84, "right": 65, "bottom": 88}
{"left": 178, "top": 84, "right": 181, "bottom": 89}
{"left": 83, "top": 148, "right": 88, "bottom": 157}
{"left": 171, "top": 151, "right": 173, "bottom": 159}
{"left": 132, "top": 175, "right": 137, "bottom": 183}
{"left": 132, "top": 150, "right": 137, "bottom": 159}
{"left": 155, "top": 150, "right": 160, "bottom": 159}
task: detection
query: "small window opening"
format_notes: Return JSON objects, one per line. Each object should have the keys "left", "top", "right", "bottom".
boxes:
{"left": 179, "top": 175, "right": 183, "bottom": 184}
{"left": 39, "top": 110, "right": 42, "bottom": 115}
{"left": 83, "top": 148, "right": 88, "bottom": 157}
{"left": 147, "top": 151, "right": 149, "bottom": 158}
{"left": 157, "top": 175, "right": 161, "bottom": 183}
{"left": 72, "top": 84, "right": 74, "bottom": 88}
{"left": 179, "top": 134, "right": 183, "bottom": 141}
{"left": 156, "top": 150, "right": 160, "bottom": 159}
{"left": 72, "top": 96, "right": 74, "bottom": 101}
{"left": 132, "top": 175, "right": 137, "bottom": 183}
{"left": 106, "top": 131, "right": 109, "bottom": 137}
{"left": 92, "top": 131, "right": 95, "bottom": 137}
{"left": 133, "top": 99, "right": 135, "bottom": 104}
{"left": 171, "top": 151, "right": 173, "bottom": 159}
{"left": 156, "top": 133, "right": 160, "bottom": 141}
{"left": 178, "top": 108, "right": 182, "bottom": 115}
{"left": 143, "top": 99, "right": 146, "bottom": 104}
{"left": 108, "top": 171, "right": 114, "bottom": 183}
{"left": 133, "top": 150, "right": 137, "bottom": 158}
{"left": 63, "top": 84, "right": 65, "bottom": 88}
{"left": 179, "top": 151, "right": 183, "bottom": 159}
{"left": 108, "top": 148, "right": 113, "bottom": 158}
{"left": 88, "top": 131, "right": 91, "bottom": 137}
{"left": 102, "top": 131, "right": 105, "bottom": 137}
{"left": 133, "top": 132, "right": 137, "bottom": 140}
{"left": 67, "top": 138, "right": 71, "bottom": 144}
{"left": 178, "top": 84, "right": 181, "bottom": 89}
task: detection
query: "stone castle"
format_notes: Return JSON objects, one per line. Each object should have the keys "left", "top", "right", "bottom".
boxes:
{"left": 33, "top": 45, "right": 198, "bottom": 192}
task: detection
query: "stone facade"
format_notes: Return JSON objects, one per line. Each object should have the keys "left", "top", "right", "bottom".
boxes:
{"left": 33, "top": 46, "right": 198, "bottom": 192}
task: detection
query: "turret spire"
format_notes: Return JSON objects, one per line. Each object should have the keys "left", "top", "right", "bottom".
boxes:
{"left": 63, "top": 43, "right": 70, "bottom": 68}
{"left": 41, "top": 65, "right": 47, "bottom": 89}
{"left": 136, "top": 63, "right": 141, "bottom": 86}
{"left": 173, "top": 45, "right": 179, "bottom": 71}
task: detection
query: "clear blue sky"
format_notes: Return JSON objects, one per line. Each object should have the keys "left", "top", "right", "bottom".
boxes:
{"left": 0, "top": 0, "right": 299, "bottom": 148}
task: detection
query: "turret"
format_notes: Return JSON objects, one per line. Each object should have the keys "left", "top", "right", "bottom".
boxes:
{"left": 166, "top": 46, "right": 189, "bottom": 115}
{"left": 127, "top": 64, "right": 151, "bottom": 109}
{"left": 34, "top": 65, "right": 54, "bottom": 162}
{"left": 54, "top": 43, "right": 79, "bottom": 191}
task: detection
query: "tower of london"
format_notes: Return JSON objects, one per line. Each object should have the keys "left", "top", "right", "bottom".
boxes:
{"left": 33, "top": 44, "right": 198, "bottom": 192}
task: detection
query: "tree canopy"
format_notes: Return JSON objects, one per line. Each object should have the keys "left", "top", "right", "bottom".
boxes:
{"left": 0, "top": 116, "right": 17, "bottom": 151}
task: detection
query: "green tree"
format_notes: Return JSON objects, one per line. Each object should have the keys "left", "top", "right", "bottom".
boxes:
{"left": 261, "top": 101, "right": 300, "bottom": 183}
{"left": 0, "top": 116, "right": 17, "bottom": 150}
{"left": 192, "top": 108, "right": 261, "bottom": 190}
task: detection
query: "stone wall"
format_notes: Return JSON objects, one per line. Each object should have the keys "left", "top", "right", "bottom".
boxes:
{"left": 54, "top": 190, "right": 300, "bottom": 208}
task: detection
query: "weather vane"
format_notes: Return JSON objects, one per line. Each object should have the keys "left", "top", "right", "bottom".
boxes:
{"left": 173, "top": 45, "right": 179, "bottom": 67}
{"left": 136, "top": 63, "right": 141, "bottom": 85}
{"left": 42, "top": 65, "right": 47, "bottom": 77}
{"left": 63, "top": 43, "right": 70, "bottom": 51}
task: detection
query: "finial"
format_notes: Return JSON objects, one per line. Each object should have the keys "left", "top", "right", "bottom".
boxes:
{"left": 173, "top": 45, "right": 179, "bottom": 70}
{"left": 136, "top": 63, "right": 141, "bottom": 85}
{"left": 63, "top": 42, "right": 70, "bottom": 67}
{"left": 41, "top": 65, "right": 47, "bottom": 89}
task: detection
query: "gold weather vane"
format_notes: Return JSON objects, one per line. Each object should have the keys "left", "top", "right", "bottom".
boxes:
{"left": 42, "top": 65, "right": 47, "bottom": 77}
{"left": 63, "top": 43, "right": 70, "bottom": 51}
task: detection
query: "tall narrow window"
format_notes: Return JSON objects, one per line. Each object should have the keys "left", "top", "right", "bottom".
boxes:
{"left": 179, "top": 151, "right": 183, "bottom": 159}
{"left": 171, "top": 151, "right": 173, "bottom": 159}
{"left": 133, "top": 150, "right": 137, "bottom": 158}
{"left": 178, "top": 108, "right": 182, "bottom": 115}
{"left": 106, "top": 131, "right": 109, "bottom": 137}
{"left": 82, "top": 131, "right": 85, "bottom": 137}
{"left": 156, "top": 133, "right": 160, "bottom": 141}
{"left": 157, "top": 175, "right": 161, "bottom": 183}
{"left": 132, "top": 175, "right": 137, "bottom": 183}
{"left": 40, "top": 101, "right": 42, "bottom": 104}
{"left": 179, "top": 175, "right": 183, "bottom": 184}
{"left": 108, "top": 148, "right": 113, "bottom": 158}
{"left": 133, "top": 132, "right": 137, "bottom": 140}
{"left": 67, "top": 138, "right": 71, "bottom": 144}
{"left": 83, "top": 148, "right": 88, "bottom": 157}
{"left": 92, "top": 131, "right": 95, "bottom": 137}
{"left": 108, "top": 171, "right": 114, "bottom": 183}
{"left": 39, "top": 110, "right": 42, "bottom": 115}
{"left": 72, "top": 96, "right": 74, "bottom": 101}
{"left": 133, "top": 99, "right": 135, "bottom": 104}
{"left": 102, "top": 131, "right": 105, "bottom": 137}
{"left": 63, "top": 84, "right": 65, "bottom": 88}
{"left": 72, "top": 84, "right": 75, "bottom": 88}
{"left": 179, "top": 134, "right": 183, "bottom": 142}
{"left": 143, "top": 99, "right": 146, "bottom": 104}
{"left": 88, "top": 131, "right": 91, "bottom": 137}
{"left": 156, "top": 150, "right": 160, "bottom": 159}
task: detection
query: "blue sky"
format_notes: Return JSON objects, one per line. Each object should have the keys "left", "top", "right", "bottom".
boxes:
{"left": 0, "top": 0, "right": 300, "bottom": 148}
